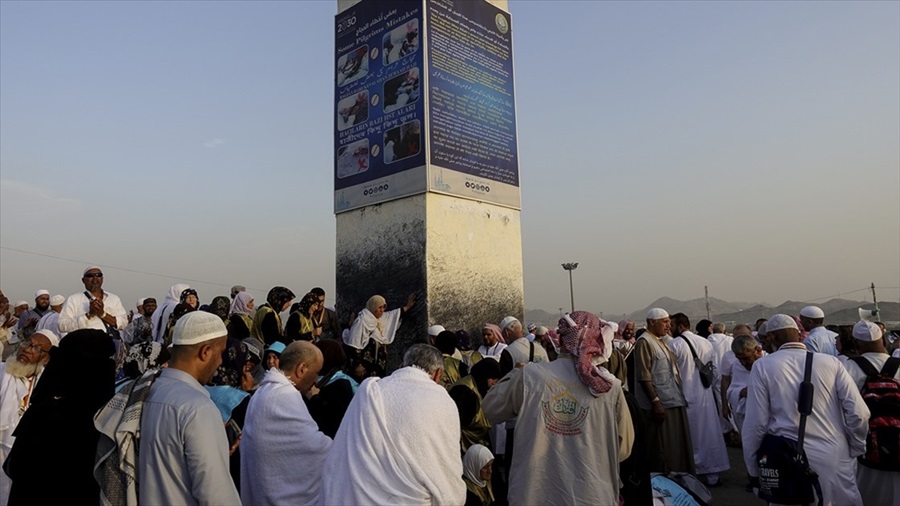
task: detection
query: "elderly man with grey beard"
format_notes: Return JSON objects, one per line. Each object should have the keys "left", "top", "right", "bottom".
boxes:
{"left": 0, "top": 329, "right": 58, "bottom": 506}
{"left": 321, "top": 344, "right": 465, "bottom": 505}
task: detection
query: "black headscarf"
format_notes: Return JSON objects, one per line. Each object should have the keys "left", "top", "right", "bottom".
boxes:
{"left": 207, "top": 296, "right": 231, "bottom": 322}
{"left": 179, "top": 288, "right": 199, "bottom": 308}
{"left": 266, "top": 286, "right": 295, "bottom": 313}
{"left": 6, "top": 329, "right": 116, "bottom": 505}
{"left": 469, "top": 358, "right": 501, "bottom": 397}
{"left": 696, "top": 319, "right": 713, "bottom": 338}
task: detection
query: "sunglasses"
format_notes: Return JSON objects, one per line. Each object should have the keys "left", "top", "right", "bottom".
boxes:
{"left": 84, "top": 273, "right": 103, "bottom": 278}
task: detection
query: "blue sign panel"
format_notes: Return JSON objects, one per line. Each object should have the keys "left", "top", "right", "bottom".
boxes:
{"left": 426, "top": 0, "right": 520, "bottom": 209}
{"left": 335, "top": 0, "right": 426, "bottom": 213}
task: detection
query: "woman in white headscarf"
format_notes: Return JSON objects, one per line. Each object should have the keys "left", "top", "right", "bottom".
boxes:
{"left": 463, "top": 444, "right": 494, "bottom": 506}
{"left": 344, "top": 293, "right": 415, "bottom": 376}
{"left": 150, "top": 284, "right": 189, "bottom": 343}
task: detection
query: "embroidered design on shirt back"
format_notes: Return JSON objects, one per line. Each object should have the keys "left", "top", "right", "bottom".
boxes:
{"left": 541, "top": 391, "right": 588, "bottom": 436}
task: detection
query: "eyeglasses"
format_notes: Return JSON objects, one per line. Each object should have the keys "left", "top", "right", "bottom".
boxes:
{"left": 84, "top": 272, "right": 103, "bottom": 278}
{"left": 21, "top": 341, "right": 50, "bottom": 353}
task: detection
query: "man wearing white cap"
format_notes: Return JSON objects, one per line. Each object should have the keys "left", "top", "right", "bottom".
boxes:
{"left": 0, "top": 328, "right": 57, "bottom": 505}
{"left": 668, "top": 313, "right": 730, "bottom": 486}
{"left": 427, "top": 324, "right": 445, "bottom": 345}
{"left": 17, "top": 290, "right": 51, "bottom": 342}
{"left": 35, "top": 295, "right": 66, "bottom": 340}
{"left": 633, "top": 308, "right": 694, "bottom": 473}
{"left": 137, "top": 311, "right": 240, "bottom": 505}
{"left": 58, "top": 267, "right": 127, "bottom": 335}
{"left": 498, "top": 316, "right": 548, "bottom": 375}
{"left": 798, "top": 305, "right": 838, "bottom": 356}
{"left": 742, "top": 314, "right": 868, "bottom": 506}
{"left": 841, "top": 320, "right": 900, "bottom": 506}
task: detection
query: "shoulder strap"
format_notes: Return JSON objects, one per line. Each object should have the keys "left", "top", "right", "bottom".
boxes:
{"left": 882, "top": 357, "right": 900, "bottom": 378}
{"left": 850, "top": 356, "right": 879, "bottom": 377}
{"left": 797, "top": 352, "right": 814, "bottom": 449}
{"left": 529, "top": 341, "right": 534, "bottom": 362}
{"left": 678, "top": 334, "right": 700, "bottom": 360}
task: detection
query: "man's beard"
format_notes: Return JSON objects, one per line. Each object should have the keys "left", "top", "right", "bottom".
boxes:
{"left": 5, "top": 356, "right": 43, "bottom": 379}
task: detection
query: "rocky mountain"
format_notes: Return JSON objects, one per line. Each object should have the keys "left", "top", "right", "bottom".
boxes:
{"left": 524, "top": 298, "right": 899, "bottom": 329}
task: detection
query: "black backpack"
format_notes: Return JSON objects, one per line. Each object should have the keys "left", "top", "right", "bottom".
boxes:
{"left": 850, "top": 355, "right": 900, "bottom": 471}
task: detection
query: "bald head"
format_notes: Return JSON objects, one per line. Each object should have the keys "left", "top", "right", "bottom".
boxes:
{"left": 280, "top": 341, "right": 323, "bottom": 394}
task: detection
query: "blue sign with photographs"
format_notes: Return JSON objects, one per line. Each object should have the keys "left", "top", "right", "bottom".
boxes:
{"left": 426, "top": 0, "right": 520, "bottom": 209}
{"left": 334, "top": 0, "right": 426, "bottom": 212}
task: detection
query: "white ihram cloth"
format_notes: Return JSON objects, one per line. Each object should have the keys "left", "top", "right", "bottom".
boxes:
{"left": 669, "top": 332, "right": 730, "bottom": 475}
{"left": 150, "top": 284, "right": 190, "bottom": 343}
{"left": 320, "top": 366, "right": 465, "bottom": 505}
{"left": 343, "top": 307, "right": 402, "bottom": 350}
{"left": 722, "top": 349, "right": 767, "bottom": 432}
{"left": 0, "top": 363, "right": 42, "bottom": 506}
{"left": 742, "top": 343, "right": 869, "bottom": 506}
{"left": 707, "top": 332, "right": 734, "bottom": 433}
{"left": 35, "top": 311, "right": 64, "bottom": 340}
{"left": 241, "top": 369, "right": 332, "bottom": 506}
{"left": 841, "top": 352, "right": 900, "bottom": 506}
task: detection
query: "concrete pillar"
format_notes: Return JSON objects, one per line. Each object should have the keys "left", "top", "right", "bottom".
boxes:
{"left": 335, "top": 0, "right": 520, "bottom": 370}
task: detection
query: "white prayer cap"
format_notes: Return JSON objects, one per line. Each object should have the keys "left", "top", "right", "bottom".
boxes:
{"left": 33, "top": 329, "right": 59, "bottom": 347}
{"left": 757, "top": 321, "right": 768, "bottom": 337}
{"left": 766, "top": 314, "right": 798, "bottom": 332}
{"left": 535, "top": 326, "right": 549, "bottom": 336}
{"left": 83, "top": 266, "right": 102, "bottom": 276}
{"left": 172, "top": 311, "right": 227, "bottom": 346}
{"left": 14, "top": 300, "right": 28, "bottom": 308}
{"left": 499, "top": 316, "right": 520, "bottom": 331}
{"left": 428, "top": 325, "right": 446, "bottom": 336}
{"left": 646, "top": 308, "right": 669, "bottom": 320}
{"left": 50, "top": 295, "right": 65, "bottom": 306}
{"left": 852, "top": 320, "right": 883, "bottom": 342}
{"left": 34, "top": 289, "right": 50, "bottom": 298}
{"left": 800, "top": 306, "right": 825, "bottom": 319}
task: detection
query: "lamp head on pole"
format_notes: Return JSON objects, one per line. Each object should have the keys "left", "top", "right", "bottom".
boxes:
{"left": 561, "top": 262, "right": 579, "bottom": 271}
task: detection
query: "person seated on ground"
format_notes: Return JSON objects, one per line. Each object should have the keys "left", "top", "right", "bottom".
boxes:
{"left": 463, "top": 444, "right": 495, "bottom": 506}
{"left": 264, "top": 341, "right": 285, "bottom": 371}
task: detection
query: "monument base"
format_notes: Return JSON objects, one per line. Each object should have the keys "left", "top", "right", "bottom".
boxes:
{"left": 336, "top": 192, "right": 523, "bottom": 370}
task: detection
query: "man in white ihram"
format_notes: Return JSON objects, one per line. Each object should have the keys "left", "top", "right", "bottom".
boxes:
{"left": 320, "top": 343, "right": 465, "bottom": 505}
{"left": 742, "top": 314, "right": 868, "bottom": 505}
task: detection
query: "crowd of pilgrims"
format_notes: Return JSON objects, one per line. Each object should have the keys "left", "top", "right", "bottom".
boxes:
{"left": 0, "top": 267, "right": 897, "bottom": 506}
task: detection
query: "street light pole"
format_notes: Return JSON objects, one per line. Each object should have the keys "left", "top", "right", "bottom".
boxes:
{"left": 561, "top": 262, "right": 578, "bottom": 313}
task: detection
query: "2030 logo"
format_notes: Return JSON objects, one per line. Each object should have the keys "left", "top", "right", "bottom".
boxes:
{"left": 363, "top": 184, "right": 389, "bottom": 196}
{"left": 465, "top": 182, "right": 490, "bottom": 192}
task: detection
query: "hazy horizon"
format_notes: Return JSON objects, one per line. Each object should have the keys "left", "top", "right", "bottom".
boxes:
{"left": 2, "top": 1, "right": 898, "bottom": 316}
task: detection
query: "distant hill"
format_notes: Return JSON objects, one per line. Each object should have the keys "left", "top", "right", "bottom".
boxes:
{"left": 524, "top": 298, "right": 900, "bottom": 330}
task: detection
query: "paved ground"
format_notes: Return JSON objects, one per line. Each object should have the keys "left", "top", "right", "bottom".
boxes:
{"left": 707, "top": 446, "right": 766, "bottom": 505}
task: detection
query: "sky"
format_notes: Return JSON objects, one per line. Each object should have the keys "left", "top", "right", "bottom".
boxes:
{"left": 1, "top": 0, "right": 898, "bottom": 316}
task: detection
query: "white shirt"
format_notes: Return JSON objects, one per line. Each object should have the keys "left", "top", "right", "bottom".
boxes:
{"left": 478, "top": 341, "right": 508, "bottom": 361}
{"left": 138, "top": 368, "right": 240, "bottom": 506}
{"left": 742, "top": 343, "right": 869, "bottom": 506}
{"left": 803, "top": 326, "right": 838, "bottom": 356}
{"left": 58, "top": 291, "right": 127, "bottom": 334}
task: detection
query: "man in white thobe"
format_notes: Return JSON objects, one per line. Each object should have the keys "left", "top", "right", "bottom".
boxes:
{"left": 799, "top": 305, "right": 838, "bottom": 356}
{"left": 0, "top": 330, "right": 56, "bottom": 506}
{"left": 58, "top": 267, "right": 127, "bottom": 335}
{"left": 668, "top": 313, "right": 730, "bottom": 486}
{"left": 320, "top": 344, "right": 465, "bottom": 505}
{"left": 707, "top": 322, "right": 735, "bottom": 434}
{"left": 722, "top": 333, "right": 766, "bottom": 433}
{"left": 241, "top": 341, "right": 331, "bottom": 506}
{"left": 138, "top": 312, "right": 240, "bottom": 506}
{"left": 743, "top": 314, "right": 869, "bottom": 506}
{"left": 34, "top": 294, "right": 66, "bottom": 340}
{"left": 841, "top": 320, "right": 900, "bottom": 506}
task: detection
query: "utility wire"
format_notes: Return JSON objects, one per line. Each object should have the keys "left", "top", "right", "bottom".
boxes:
{"left": 0, "top": 246, "right": 269, "bottom": 293}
